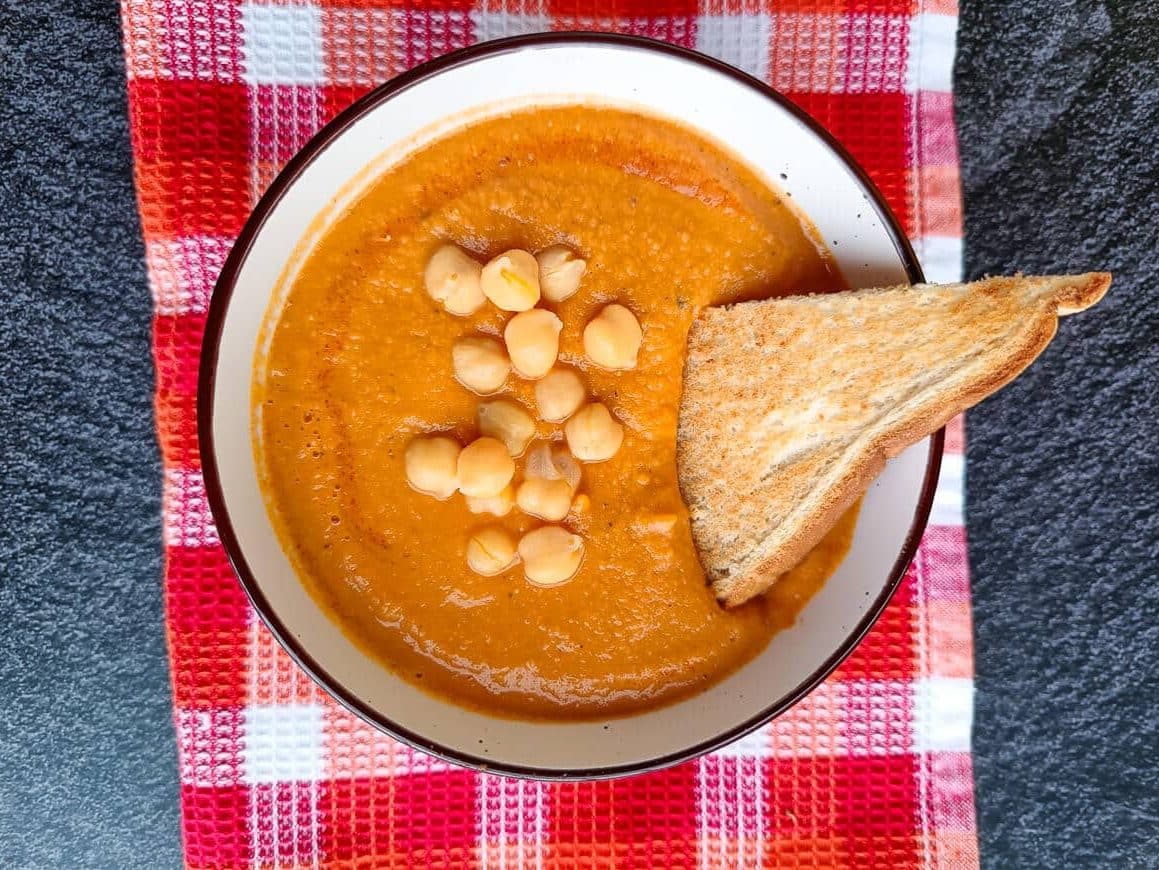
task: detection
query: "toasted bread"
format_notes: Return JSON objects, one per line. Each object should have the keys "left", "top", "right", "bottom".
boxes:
{"left": 677, "top": 273, "right": 1110, "bottom": 607}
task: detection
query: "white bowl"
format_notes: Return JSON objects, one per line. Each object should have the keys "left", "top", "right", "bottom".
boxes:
{"left": 200, "top": 34, "right": 940, "bottom": 779}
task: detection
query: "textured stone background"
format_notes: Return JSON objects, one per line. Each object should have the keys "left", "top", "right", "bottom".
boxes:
{"left": 956, "top": 2, "right": 1158, "bottom": 866}
{"left": 1, "top": 1, "right": 1155, "bottom": 867}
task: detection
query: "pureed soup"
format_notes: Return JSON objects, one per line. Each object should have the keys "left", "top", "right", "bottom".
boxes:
{"left": 254, "top": 105, "right": 857, "bottom": 720}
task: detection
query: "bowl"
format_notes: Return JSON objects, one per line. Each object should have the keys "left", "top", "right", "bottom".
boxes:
{"left": 200, "top": 33, "right": 940, "bottom": 779}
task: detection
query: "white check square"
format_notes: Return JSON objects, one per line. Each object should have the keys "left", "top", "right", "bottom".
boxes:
{"left": 907, "top": 12, "right": 957, "bottom": 93}
{"left": 241, "top": 3, "right": 326, "bottom": 85}
{"left": 695, "top": 15, "right": 773, "bottom": 81}
{"left": 913, "top": 677, "right": 974, "bottom": 753}
{"left": 243, "top": 704, "right": 327, "bottom": 784}
{"left": 472, "top": 11, "right": 552, "bottom": 42}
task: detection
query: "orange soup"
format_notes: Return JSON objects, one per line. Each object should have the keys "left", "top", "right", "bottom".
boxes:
{"left": 254, "top": 106, "right": 856, "bottom": 719}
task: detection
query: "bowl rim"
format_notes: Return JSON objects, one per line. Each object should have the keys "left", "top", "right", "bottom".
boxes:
{"left": 198, "top": 32, "right": 942, "bottom": 781}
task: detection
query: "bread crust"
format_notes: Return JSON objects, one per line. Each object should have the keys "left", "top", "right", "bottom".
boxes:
{"left": 677, "top": 272, "right": 1111, "bottom": 607}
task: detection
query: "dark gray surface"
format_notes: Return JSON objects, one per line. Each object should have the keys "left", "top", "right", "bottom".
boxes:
{"left": 0, "top": 1, "right": 1155, "bottom": 868}
{"left": 956, "top": 2, "right": 1159, "bottom": 868}
{"left": 0, "top": 2, "right": 181, "bottom": 869}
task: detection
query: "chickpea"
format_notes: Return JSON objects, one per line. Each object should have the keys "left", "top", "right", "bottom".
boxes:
{"left": 404, "top": 436, "right": 461, "bottom": 499}
{"left": 583, "top": 303, "right": 642, "bottom": 370}
{"left": 465, "top": 484, "right": 514, "bottom": 517}
{"left": 518, "top": 526, "right": 585, "bottom": 587}
{"left": 534, "top": 367, "right": 585, "bottom": 422}
{"left": 480, "top": 249, "right": 541, "bottom": 311}
{"left": 564, "top": 403, "right": 625, "bottom": 462}
{"left": 424, "top": 245, "right": 485, "bottom": 316}
{"left": 452, "top": 336, "right": 509, "bottom": 395}
{"left": 477, "top": 399, "right": 536, "bottom": 457}
{"left": 456, "top": 436, "right": 516, "bottom": 498}
{"left": 466, "top": 527, "right": 518, "bottom": 577}
{"left": 524, "top": 443, "right": 581, "bottom": 492}
{"left": 516, "top": 478, "right": 574, "bottom": 522}
{"left": 535, "top": 245, "right": 587, "bottom": 302}
{"left": 504, "top": 309, "right": 562, "bottom": 379}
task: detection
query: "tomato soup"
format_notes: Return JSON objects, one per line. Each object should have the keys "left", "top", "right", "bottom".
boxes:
{"left": 254, "top": 106, "right": 855, "bottom": 719}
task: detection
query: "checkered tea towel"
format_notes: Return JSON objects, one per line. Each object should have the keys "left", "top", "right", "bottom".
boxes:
{"left": 121, "top": 1, "right": 977, "bottom": 866}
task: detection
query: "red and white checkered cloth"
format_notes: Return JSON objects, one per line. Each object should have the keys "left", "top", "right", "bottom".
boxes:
{"left": 122, "top": 1, "right": 977, "bottom": 866}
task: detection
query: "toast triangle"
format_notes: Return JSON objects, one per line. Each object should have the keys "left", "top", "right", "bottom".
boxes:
{"left": 677, "top": 272, "right": 1110, "bottom": 607}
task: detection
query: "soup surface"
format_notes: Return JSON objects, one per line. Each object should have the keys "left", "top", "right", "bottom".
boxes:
{"left": 255, "top": 106, "right": 855, "bottom": 719}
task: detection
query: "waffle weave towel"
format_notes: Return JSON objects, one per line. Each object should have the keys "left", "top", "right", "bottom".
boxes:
{"left": 121, "top": 1, "right": 978, "bottom": 866}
